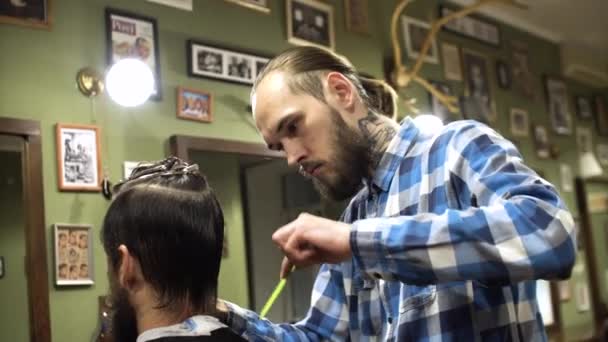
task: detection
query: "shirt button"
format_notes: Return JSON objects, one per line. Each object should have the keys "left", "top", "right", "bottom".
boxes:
{"left": 388, "top": 317, "right": 393, "bottom": 324}
{"left": 373, "top": 272, "right": 383, "bottom": 279}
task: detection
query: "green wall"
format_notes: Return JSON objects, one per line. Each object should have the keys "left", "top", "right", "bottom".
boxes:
{"left": 0, "top": 151, "right": 29, "bottom": 342}
{"left": 1, "top": 0, "right": 607, "bottom": 341}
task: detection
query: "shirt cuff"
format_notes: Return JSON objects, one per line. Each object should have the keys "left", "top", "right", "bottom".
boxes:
{"left": 350, "top": 219, "right": 395, "bottom": 281}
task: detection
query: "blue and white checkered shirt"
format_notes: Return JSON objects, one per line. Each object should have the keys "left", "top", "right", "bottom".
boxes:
{"left": 227, "top": 118, "right": 576, "bottom": 341}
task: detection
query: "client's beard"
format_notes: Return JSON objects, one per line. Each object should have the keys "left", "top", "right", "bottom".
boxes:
{"left": 111, "top": 288, "right": 139, "bottom": 342}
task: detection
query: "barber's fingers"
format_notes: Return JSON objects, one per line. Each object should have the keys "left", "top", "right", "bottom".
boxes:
{"left": 280, "top": 257, "right": 293, "bottom": 279}
{"left": 282, "top": 230, "right": 318, "bottom": 266}
{"left": 272, "top": 220, "right": 297, "bottom": 247}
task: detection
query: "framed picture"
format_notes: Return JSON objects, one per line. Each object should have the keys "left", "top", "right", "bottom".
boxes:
{"left": 55, "top": 123, "right": 101, "bottom": 192}
{"left": 123, "top": 161, "right": 141, "bottom": 180}
{"left": 511, "top": 41, "right": 535, "bottom": 100}
{"left": 439, "top": 5, "right": 501, "bottom": 47}
{"left": 441, "top": 42, "right": 462, "bottom": 81}
{"left": 0, "top": 0, "right": 51, "bottom": 29}
{"left": 146, "top": 0, "right": 192, "bottom": 11}
{"left": 533, "top": 125, "right": 550, "bottom": 159}
{"left": 510, "top": 108, "right": 529, "bottom": 137}
{"left": 428, "top": 81, "right": 456, "bottom": 123}
{"left": 536, "top": 280, "right": 556, "bottom": 327}
{"left": 558, "top": 280, "right": 571, "bottom": 301}
{"left": 177, "top": 87, "right": 213, "bottom": 123}
{"left": 496, "top": 60, "right": 512, "bottom": 90}
{"left": 53, "top": 223, "right": 94, "bottom": 286}
{"left": 462, "top": 50, "right": 495, "bottom": 122}
{"left": 344, "top": 0, "right": 369, "bottom": 34}
{"left": 576, "top": 127, "right": 593, "bottom": 153}
{"left": 544, "top": 76, "right": 572, "bottom": 135}
{"left": 224, "top": 0, "right": 270, "bottom": 13}
{"left": 188, "top": 40, "right": 270, "bottom": 86}
{"left": 401, "top": 16, "right": 438, "bottom": 64}
{"left": 287, "top": 0, "right": 335, "bottom": 50}
{"left": 595, "top": 95, "right": 608, "bottom": 136}
{"left": 575, "top": 96, "right": 593, "bottom": 119}
{"left": 560, "top": 164, "right": 573, "bottom": 192}
{"left": 598, "top": 144, "right": 608, "bottom": 166}
{"left": 106, "top": 8, "right": 162, "bottom": 100}
{"left": 0, "top": 256, "right": 4, "bottom": 279}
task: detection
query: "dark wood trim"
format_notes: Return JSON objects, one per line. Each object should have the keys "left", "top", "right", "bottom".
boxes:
{"left": 575, "top": 176, "right": 608, "bottom": 335}
{"left": 546, "top": 281, "right": 564, "bottom": 342}
{"left": 169, "top": 135, "right": 284, "bottom": 161}
{"left": 0, "top": 117, "right": 51, "bottom": 342}
{"left": 168, "top": 134, "right": 285, "bottom": 310}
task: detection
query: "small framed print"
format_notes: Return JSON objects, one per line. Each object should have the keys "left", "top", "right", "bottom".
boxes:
{"left": 401, "top": 16, "right": 439, "bottom": 64}
{"left": 576, "top": 127, "right": 593, "bottom": 153}
{"left": 441, "top": 42, "right": 462, "bottom": 82}
{"left": 54, "top": 223, "right": 94, "bottom": 286}
{"left": 146, "top": 0, "right": 192, "bottom": 11}
{"left": 558, "top": 280, "right": 571, "bottom": 301}
{"left": 0, "top": 0, "right": 52, "bottom": 30}
{"left": 560, "top": 164, "right": 573, "bottom": 193}
{"left": 510, "top": 108, "right": 529, "bottom": 137}
{"left": 511, "top": 41, "right": 535, "bottom": 100}
{"left": 439, "top": 5, "right": 501, "bottom": 47}
{"left": 575, "top": 96, "right": 593, "bottom": 119}
{"left": 177, "top": 87, "right": 213, "bottom": 123}
{"left": 496, "top": 60, "right": 512, "bottom": 90}
{"left": 287, "top": 0, "right": 335, "bottom": 50}
{"left": 428, "top": 81, "right": 456, "bottom": 123}
{"left": 533, "top": 125, "right": 550, "bottom": 159}
{"left": 595, "top": 95, "right": 608, "bottom": 136}
{"left": 224, "top": 0, "right": 270, "bottom": 13}
{"left": 575, "top": 281, "right": 590, "bottom": 312}
{"left": 123, "top": 161, "right": 141, "bottom": 180}
{"left": 462, "top": 49, "right": 495, "bottom": 122}
{"left": 597, "top": 144, "right": 608, "bottom": 166}
{"left": 188, "top": 40, "right": 270, "bottom": 86}
{"left": 544, "top": 75, "right": 572, "bottom": 135}
{"left": 55, "top": 123, "right": 102, "bottom": 192}
{"left": 106, "top": 8, "right": 162, "bottom": 100}
{"left": 344, "top": 0, "right": 369, "bottom": 34}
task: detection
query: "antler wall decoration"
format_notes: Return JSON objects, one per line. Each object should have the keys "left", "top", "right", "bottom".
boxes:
{"left": 390, "top": 0, "right": 527, "bottom": 115}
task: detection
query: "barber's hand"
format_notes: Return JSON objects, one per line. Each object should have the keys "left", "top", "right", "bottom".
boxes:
{"left": 272, "top": 213, "right": 352, "bottom": 278}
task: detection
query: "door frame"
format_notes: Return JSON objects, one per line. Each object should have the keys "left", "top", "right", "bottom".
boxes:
{"left": 0, "top": 117, "right": 51, "bottom": 342}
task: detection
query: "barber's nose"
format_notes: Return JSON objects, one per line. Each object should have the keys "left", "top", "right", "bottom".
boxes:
{"left": 284, "top": 140, "right": 306, "bottom": 167}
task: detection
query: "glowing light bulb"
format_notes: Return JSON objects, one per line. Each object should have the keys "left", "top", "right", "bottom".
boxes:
{"left": 105, "top": 58, "right": 154, "bottom": 107}
{"left": 413, "top": 114, "right": 444, "bottom": 138}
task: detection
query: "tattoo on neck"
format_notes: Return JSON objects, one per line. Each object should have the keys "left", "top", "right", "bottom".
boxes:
{"left": 358, "top": 110, "right": 396, "bottom": 168}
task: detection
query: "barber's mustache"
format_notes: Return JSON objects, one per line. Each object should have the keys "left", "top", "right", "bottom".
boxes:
{"left": 298, "top": 161, "right": 323, "bottom": 178}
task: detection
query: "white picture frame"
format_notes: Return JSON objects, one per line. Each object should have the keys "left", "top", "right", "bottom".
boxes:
{"left": 544, "top": 75, "right": 573, "bottom": 135}
{"left": 54, "top": 223, "right": 94, "bottom": 286}
{"left": 560, "top": 164, "right": 573, "bottom": 193}
{"left": 441, "top": 42, "right": 462, "bottom": 81}
{"left": 575, "top": 281, "right": 590, "bottom": 312}
{"left": 55, "top": 123, "right": 102, "bottom": 192}
{"left": 597, "top": 144, "right": 608, "bottom": 166}
{"left": 287, "top": 0, "right": 335, "bottom": 50}
{"left": 401, "top": 16, "right": 439, "bottom": 64}
{"left": 510, "top": 108, "right": 529, "bottom": 137}
{"left": 576, "top": 127, "right": 593, "bottom": 153}
{"left": 123, "top": 161, "right": 141, "bottom": 180}
{"left": 224, "top": 0, "right": 270, "bottom": 14}
{"left": 146, "top": 0, "right": 193, "bottom": 11}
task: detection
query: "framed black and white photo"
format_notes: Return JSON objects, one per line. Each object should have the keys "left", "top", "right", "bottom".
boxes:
{"left": 441, "top": 42, "right": 462, "bottom": 82}
{"left": 188, "top": 40, "right": 270, "bottom": 86}
{"left": 146, "top": 0, "right": 192, "bottom": 11}
{"left": 55, "top": 123, "right": 101, "bottom": 192}
{"left": 575, "top": 96, "right": 593, "bottom": 119}
{"left": 597, "top": 144, "right": 608, "bottom": 167}
{"left": 510, "top": 108, "right": 528, "bottom": 137}
{"left": 575, "top": 281, "right": 590, "bottom": 312}
{"left": 439, "top": 5, "right": 501, "bottom": 47}
{"left": 106, "top": 8, "right": 162, "bottom": 100}
{"left": 595, "top": 95, "right": 608, "bottom": 136}
{"left": 225, "top": 0, "right": 270, "bottom": 13}
{"left": 344, "top": 0, "right": 369, "bottom": 34}
{"left": 496, "top": 60, "right": 511, "bottom": 90}
{"left": 287, "top": 0, "right": 335, "bottom": 50}
{"left": 511, "top": 41, "right": 535, "bottom": 100}
{"left": 544, "top": 76, "right": 572, "bottom": 135}
{"left": 462, "top": 50, "right": 495, "bottom": 122}
{"left": 428, "top": 81, "right": 456, "bottom": 123}
{"left": 0, "top": 0, "right": 51, "bottom": 29}
{"left": 54, "top": 223, "right": 94, "bottom": 286}
{"left": 576, "top": 127, "right": 593, "bottom": 153}
{"left": 533, "top": 125, "right": 550, "bottom": 159}
{"left": 401, "top": 16, "right": 438, "bottom": 64}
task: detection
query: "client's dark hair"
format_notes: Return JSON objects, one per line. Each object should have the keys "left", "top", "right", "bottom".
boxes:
{"left": 101, "top": 157, "right": 224, "bottom": 314}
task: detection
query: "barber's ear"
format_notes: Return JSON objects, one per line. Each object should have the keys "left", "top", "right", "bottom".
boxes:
{"left": 117, "top": 245, "right": 142, "bottom": 292}
{"left": 325, "top": 72, "right": 355, "bottom": 110}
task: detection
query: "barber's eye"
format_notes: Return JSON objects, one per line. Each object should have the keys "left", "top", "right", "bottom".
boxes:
{"left": 287, "top": 122, "right": 298, "bottom": 135}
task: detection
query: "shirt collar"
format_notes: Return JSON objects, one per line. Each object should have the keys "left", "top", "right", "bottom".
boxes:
{"left": 371, "top": 117, "right": 419, "bottom": 192}
{"left": 137, "top": 315, "right": 227, "bottom": 342}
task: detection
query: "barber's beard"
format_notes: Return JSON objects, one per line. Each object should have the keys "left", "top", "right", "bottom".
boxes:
{"left": 312, "top": 108, "right": 371, "bottom": 201}
{"left": 110, "top": 288, "right": 139, "bottom": 342}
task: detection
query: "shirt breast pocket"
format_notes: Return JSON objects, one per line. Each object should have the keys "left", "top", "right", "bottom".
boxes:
{"left": 399, "top": 285, "right": 436, "bottom": 323}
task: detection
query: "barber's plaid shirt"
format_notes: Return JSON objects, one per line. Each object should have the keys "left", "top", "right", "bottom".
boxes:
{"left": 227, "top": 119, "right": 576, "bottom": 341}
